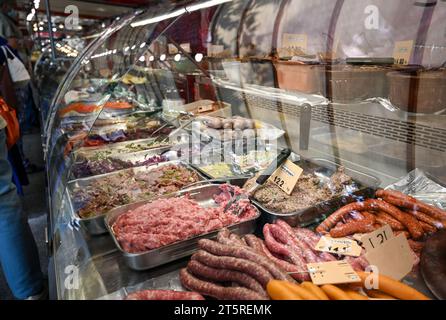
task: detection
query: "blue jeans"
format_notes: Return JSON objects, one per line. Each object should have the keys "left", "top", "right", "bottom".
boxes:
{"left": 0, "top": 129, "right": 43, "bottom": 299}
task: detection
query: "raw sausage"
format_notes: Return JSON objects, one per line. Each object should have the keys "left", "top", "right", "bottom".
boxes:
{"left": 316, "top": 201, "right": 369, "bottom": 233}
{"left": 180, "top": 268, "right": 267, "bottom": 300}
{"left": 264, "top": 224, "right": 308, "bottom": 271}
{"left": 260, "top": 240, "right": 310, "bottom": 282}
{"left": 191, "top": 250, "right": 273, "bottom": 287}
{"left": 198, "top": 239, "right": 294, "bottom": 282}
{"left": 276, "top": 220, "right": 321, "bottom": 263}
{"left": 187, "top": 260, "right": 267, "bottom": 297}
{"left": 376, "top": 189, "right": 446, "bottom": 221}
{"left": 403, "top": 209, "right": 444, "bottom": 229}
{"left": 329, "top": 214, "right": 376, "bottom": 238}
{"left": 365, "top": 199, "right": 424, "bottom": 239}
{"left": 375, "top": 211, "right": 406, "bottom": 231}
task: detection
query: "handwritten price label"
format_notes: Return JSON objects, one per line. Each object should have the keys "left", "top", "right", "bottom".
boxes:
{"left": 307, "top": 261, "right": 361, "bottom": 286}
{"left": 360, "top": 225, "right": 393, "bottom": 252}
{"left": 315, "top": 236, "right": 362, "bottom": 257}
{"left": 268, "top": 160, "right": 303, "bottom": 195}
{"left": 393, "top": 40, "right": 414, "bottom": 65}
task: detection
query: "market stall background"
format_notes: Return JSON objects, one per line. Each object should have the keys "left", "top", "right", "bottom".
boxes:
{"left": 2, "top": 0, "right": 445, "bottom": 300}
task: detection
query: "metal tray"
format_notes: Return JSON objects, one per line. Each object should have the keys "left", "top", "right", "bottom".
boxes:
{"left": 66, "top": 160, "right": 207, "bottom": 235}
{"left": 69, "top": 145, "right": 174, "bottom": 180}
{"left": 104, "top": 184, "right": 260, "bottom": 271}
{"left": 72, "top": 137, "right": 172, "bottom": 162}
{"left": 251, "top": 158, "right": 381, "bottom": 227}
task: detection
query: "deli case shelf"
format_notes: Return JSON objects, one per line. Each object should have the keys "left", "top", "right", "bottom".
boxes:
{"left": 43, "top": 0, "right": 446, "bottom": 300}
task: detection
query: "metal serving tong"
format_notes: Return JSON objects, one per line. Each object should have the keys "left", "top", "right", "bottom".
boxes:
{"left": 224, "top": 148, "right": 292, "bottom": 214}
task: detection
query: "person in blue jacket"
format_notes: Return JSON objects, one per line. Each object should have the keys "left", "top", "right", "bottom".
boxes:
{"left": 0, "top": 114, "right": 46, "bottom": 299}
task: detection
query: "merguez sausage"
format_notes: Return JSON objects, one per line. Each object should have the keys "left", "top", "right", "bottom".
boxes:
{"left": 198, "top": 239, "right": 294, "bottom": 282}
{"left": 403, "top": 209, "right": 444, "bottom": 229}
{"left": 316, "top": 201, "right": 368, "bottom": 233}
{"left": 329, "top": 213, "right": 376, "bottom": 238}
{"left": 187, "top": 260, "right": 268, "bottom": 297}
{"left": 179, "top": 268, "right": 267, "bottom": 300}
{"left": 376, "top": 189, "right": 446, "bottom": 221}
{"left": 375, "top": 211, "right": 406, "bottom": 231}
{"left": 191, "top": 250, "right": 273, "bottom": 287}
{"left": 365, "top": 199, "right": 424, "bottom": 239}
{"left": 418, "top": 221, "right": 437, "bottom": 234}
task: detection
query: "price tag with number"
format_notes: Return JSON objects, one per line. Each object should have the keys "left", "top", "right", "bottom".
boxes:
{"left": 360, "top": 225, "right": 393, "bottom": 252}
{"left": 393, "top": 40, "right": 414, "bottom": 65}
{"left": 307, "top": 261, "right": 361, "bottom": 286}
{"left": 315, "top": 236, "right": 362, "bottom": 257}
{"left": 365, "top": 233, "right": 414, "bottom": 280}
{"left": 268, "top": 160, "right": 303, "bottom": 195}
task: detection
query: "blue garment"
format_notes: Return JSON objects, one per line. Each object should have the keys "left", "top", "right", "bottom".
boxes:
{"left": 0, "top": 129, "right": 43, "bottom": 299}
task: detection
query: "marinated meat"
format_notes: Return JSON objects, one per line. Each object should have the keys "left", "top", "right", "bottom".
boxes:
{"left": 112, "top": 185, "right": 258, "bottom": 253}
{"left": 72, "top": 155, "right": 168, "bottom": 179}
{"left": 244, "top": 167, "right": 354, "bottom": 214}
{"left": 72, "top": 164, "right": 200, "bottom": 218}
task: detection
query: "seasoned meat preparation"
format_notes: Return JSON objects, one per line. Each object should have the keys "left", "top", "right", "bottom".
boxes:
{"left": 71, "top": 154, "right": 168, "bottom": 178}
{"left": 244, "top": 166, "right": 356, "bottom": 214}
{"left": 112, "top": 185, "right": 258, "bottom": 253}
{"left": 72, "top": 164, "right": 201, "bottom": 218}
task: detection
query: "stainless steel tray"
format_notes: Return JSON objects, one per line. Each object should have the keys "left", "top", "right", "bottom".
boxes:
{"left": 104, "top": 184, "right": 260, "bottom": 271}
{"left": 253, "top": 158, "right": 381, "bottom": 227}
{"left": 72, "top": 137, "right": 172, "bottom": 162}
{"left": 69, "top": 145, "right": 173, "bottom": 180}
{"left": 66, "top": 160, "right": 207, "bottom": 235}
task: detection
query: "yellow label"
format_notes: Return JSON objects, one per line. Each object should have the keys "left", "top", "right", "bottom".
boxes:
{"left": 280, "top": 33, "right": 308, "bottom": 57}
{"left": 315, "top": 236, "right": 362, "bottom": 257}
{"left": 268, "top": 159, "right": 303, "bottom": 195}
{"left": 393, "top": 40, "right": 414, "bottom": 65}
{"left": 307, "top": 261, "right": 361, "bottom": 286}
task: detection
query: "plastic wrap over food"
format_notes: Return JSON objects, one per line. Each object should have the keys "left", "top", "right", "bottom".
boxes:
{"left": 97, "top": 270, "right": 182, "bottom": 300}
{"left": 385, "top": 168, "right": 446, "bottom": 210}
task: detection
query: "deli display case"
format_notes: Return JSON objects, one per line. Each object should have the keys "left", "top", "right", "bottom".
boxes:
{"left": 44, "top": 0, "right": 446, "bottom": 300}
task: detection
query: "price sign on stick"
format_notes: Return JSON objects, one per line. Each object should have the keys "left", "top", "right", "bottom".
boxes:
{"left": 360, "top": 225, "right": 393, "bottom": 252}
{"left": 365, "top": 233, "right": 414, "bottom": 280}
{"left": 307, "top": 261, "right": 361, "bottom": 286}
{"left": 393, "top": 40, "right": 414, "bottom": 65}
{"left": 268, "top": 160, "right": 303, "bottom": 195}
{"left": 315, "top": 236, "right": 362, "bottom": 257}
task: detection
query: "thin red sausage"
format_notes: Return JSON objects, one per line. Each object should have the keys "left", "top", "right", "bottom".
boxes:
{"left": 377, "top": 189, "right": 446, "bottom": 221}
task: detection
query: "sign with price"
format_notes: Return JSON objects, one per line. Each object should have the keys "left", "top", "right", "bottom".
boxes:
{"left": 307, "top": 261, "right": 361, "bottom": 286}
{"left": 393, "top": 40, "right": 414, "bottom": 65}
{"left": 365, "top": 233, "right": 414, "bottom": 280}
{"left": 268, "top": 160, "right": 303, "bottom": 195}
{"left": 360, "top": 225, "right": 393, "bottom": 252}
{"left": 315, "top": 236, "right": 362, "bottom": 257}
